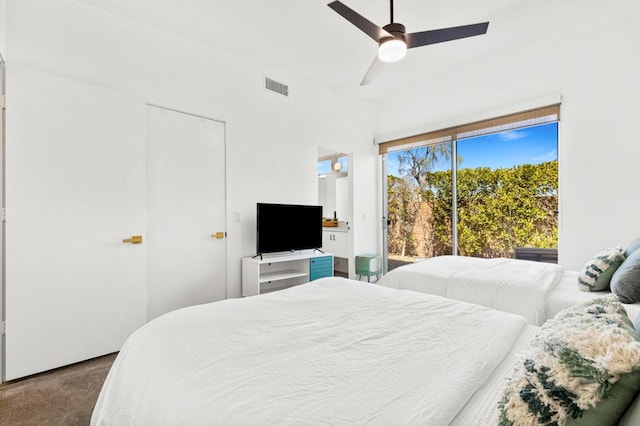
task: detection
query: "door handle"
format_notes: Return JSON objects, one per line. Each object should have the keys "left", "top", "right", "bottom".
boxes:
{"left": 211, "top": 232, "right": 225, "bottom": 239}
{"left": 123, "top": 235, "right": 143, "bottom": 244}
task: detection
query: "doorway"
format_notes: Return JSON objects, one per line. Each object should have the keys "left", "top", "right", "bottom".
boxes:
{"left": 318, "top": 149, "right": 352, "bottom": 278}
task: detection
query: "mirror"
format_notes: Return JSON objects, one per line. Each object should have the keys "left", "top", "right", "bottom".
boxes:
{"left": 317, "top": 149, "right": 349, "bottom": 222}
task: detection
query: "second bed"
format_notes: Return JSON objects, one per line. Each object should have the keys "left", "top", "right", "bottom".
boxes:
{"left": 377, "top": 255, "right": 640, "bottom": 325}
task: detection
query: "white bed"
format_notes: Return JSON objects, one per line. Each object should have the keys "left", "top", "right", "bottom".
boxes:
{"left": 92, "top": 277, "right": 532, "bottom": 425}
{"left": 546, "top": 270, "right": 640, "bottom": 321}
{"left": 377, "top": 255, "right": 640, "bottom": 325}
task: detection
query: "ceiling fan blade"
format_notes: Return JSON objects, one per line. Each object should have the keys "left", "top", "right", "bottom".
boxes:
{"left": 328, "top": 1, "right": 392, "bottom": 42}
{"left": 360, "top": 55, "right": 384, "bottom": 86}
{"left": 406, "top": 22, "right": 489, "bottom": 49}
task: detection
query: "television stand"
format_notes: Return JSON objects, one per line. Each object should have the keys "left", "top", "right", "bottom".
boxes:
{"left": 242, "top": 252, "right": 334, "bottom": 296}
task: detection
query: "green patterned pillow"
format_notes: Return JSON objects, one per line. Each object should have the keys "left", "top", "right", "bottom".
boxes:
{"left": 577, "top": 247, "right": 625, "bottom": 291}
{"left": 498, "top": 295, "right": 640, "bottom": 426}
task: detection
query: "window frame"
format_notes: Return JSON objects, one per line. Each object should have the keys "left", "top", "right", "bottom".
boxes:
{"left": 380, "top": 104, "right": 560, "bottom": 262}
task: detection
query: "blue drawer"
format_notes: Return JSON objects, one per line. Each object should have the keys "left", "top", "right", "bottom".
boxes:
{"left": 310, "top": 265, "right": 332, "bottom": 274}
{"left": 310, "top": 256, "right": 333, "bottom": 281}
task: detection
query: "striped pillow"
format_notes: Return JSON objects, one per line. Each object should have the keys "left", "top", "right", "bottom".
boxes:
{"left": 498, "top": 295, "right": 640, "bottom": 425}
{"left": 577, "top": 246, "right": 625, "bottom": 292}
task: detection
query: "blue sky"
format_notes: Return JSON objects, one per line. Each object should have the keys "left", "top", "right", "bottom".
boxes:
{"left": 386, "top": 122, "right": 558, "bottom": 176}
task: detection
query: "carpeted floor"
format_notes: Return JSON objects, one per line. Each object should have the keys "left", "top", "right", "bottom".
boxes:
{"left": 0, "top": 353, "right": 117, "bottom": 426}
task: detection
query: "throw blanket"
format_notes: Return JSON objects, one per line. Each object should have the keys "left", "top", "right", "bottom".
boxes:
{"left": 92, "top": 277, "right": 526, "bottom": 425}
{"left": 378, "top": 255, "right": 564, "bottom": 325}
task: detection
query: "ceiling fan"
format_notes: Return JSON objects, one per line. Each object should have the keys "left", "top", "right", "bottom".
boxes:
{"left": 327, "top": 0, "right": 489, "bottom": 85}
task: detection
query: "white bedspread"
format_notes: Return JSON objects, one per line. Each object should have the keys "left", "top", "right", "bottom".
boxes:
{"left": 546, "top": 270, "right": 640, "bottom": 322}
{"left": 378, "top": 255, "right": 564, "bottom": 325}
{"left": 92, "top": 278, "right": 526, "bottom": 426}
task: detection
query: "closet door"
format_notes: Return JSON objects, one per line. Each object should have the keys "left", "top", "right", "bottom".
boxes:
{"left": 5, "top": 73, "right": 147, "bottom": 380}
{"left": 145, "top": 106, "right": 226, "bottom": 321}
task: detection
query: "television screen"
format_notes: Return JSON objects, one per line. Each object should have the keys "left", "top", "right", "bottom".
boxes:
{"left": 257, "top": 203, "right": 323, "bottom": 254}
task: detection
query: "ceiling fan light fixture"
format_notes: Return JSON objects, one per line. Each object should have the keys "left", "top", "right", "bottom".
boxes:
{"left": 327, "top": 1, "right": 490, "bottom": 84}
{"left": 378, "top": 38, "right": 407, "bottom": 62}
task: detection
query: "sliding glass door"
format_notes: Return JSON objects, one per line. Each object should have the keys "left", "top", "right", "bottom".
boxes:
{"left": 385, "top": 141, "right": 452, "bottom": 270}
{"left": 383, "top": 116, "right": 558, "bottom": 271}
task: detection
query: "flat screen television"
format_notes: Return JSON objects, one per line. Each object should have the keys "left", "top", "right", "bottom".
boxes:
{"left": 257, "top": 203, "right": 323, "bottom": 254}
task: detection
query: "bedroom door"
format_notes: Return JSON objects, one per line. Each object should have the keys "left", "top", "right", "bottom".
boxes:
{"left": 145, "top": 105, "right": 227, "bottom": 321}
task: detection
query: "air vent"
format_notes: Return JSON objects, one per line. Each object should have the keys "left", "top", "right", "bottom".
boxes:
{"left": 264, "top": 77, "right": 289, "bottom": 97}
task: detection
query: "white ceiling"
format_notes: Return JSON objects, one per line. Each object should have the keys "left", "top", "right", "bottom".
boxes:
{"left": 79, "top": 0, "right": 640, "bottom": 105}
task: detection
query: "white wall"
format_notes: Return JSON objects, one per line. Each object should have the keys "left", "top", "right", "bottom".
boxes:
{"left": 351, "top": 147, "right": 381, "bottom": 260}
{"left": 0, "top": 0, "right": 5, "bottom": 57}
{"left": 0, "top": 0, "right": 4, "bottom": 381}
{"left": 4, "top": 0, "right": 379, "bottom": 374}
{"left": 373, "top": 8, "right": 640, "bottom": 270}
{"left": 0, "top": 0, "right": 5, "bottom": 382}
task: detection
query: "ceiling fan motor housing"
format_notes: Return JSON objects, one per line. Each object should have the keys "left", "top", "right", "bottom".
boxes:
{"left": 381, "top": 22, "right": 407, "bottom": 44}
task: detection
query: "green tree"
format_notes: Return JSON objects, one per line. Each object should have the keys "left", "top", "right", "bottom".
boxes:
{"left": 387, "top": 175, "right": 418, "bottom": 256}
{"left": 389, "top": 145, "right": 454, "bottom": 257}
{"left": 397, "top": 145, "right": 452, "bottom": 191}
{"left": 422, "top": 170, "right": 453, "bottom": 256}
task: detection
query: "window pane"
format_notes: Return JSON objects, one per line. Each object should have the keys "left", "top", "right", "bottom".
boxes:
{"left": 318, "top": 156, "right": 348, "bottom": 175}
{"left": 385, "top": 143, "right": 452, "bottom": 271}
{"left": 455, "top": 122, "right": 558, "bottom": 258}
{"left": 317, "top": 159, "right": 332, "bottom": 175}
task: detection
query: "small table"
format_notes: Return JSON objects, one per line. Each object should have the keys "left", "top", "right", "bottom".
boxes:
{"left": 355, "top": 254, "right": 382, "bottom": 282}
